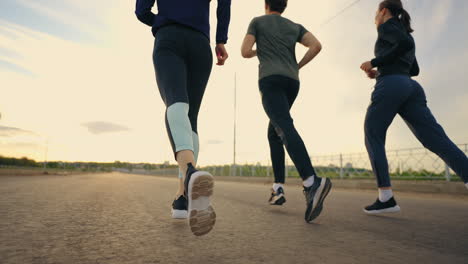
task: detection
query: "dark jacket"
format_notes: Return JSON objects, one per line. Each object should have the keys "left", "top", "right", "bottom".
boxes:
{"left": 371, "top": 17, "right": 419, "bottom": 77}
{"left": 135, "top": 0, "right": 231, "bottom": 44}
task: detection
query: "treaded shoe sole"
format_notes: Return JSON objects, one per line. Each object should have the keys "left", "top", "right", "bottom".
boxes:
{"left": 171, "top": 209, "right": 188, "bottom": 219}
{"left": 363, "top": 205, "right": 401, "bottom": 215}
{"left": 306, "top": 178, "right": 332, "bottom": 223}
{"left": 187, "top": 171, "right": 216, "bottom": 236}
{"left": 269, "top": 195, "right": 286, "bottom": 205}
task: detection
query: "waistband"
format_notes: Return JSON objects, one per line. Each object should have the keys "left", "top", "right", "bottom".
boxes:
{"left": 156, "top": 22, "right": 208, "bottom": 40}
{"left": 376, "top": 73, "right": 411, "bottom": 82}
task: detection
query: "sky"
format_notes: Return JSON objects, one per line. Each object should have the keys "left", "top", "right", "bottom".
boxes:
{"left": 0, "top": 0, "right": 467, "bottom": 165}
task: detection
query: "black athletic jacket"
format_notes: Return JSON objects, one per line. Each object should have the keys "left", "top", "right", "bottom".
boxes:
{"left": 135, "top": 0, "right": 231, "bottom": 44}
{"left": 371, "top": 17, "right": 419, "bottom": 77}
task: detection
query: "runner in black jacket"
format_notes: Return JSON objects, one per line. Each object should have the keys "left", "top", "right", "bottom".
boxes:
{"left": 360, "top": 0, "right": 468, "bottom": 214}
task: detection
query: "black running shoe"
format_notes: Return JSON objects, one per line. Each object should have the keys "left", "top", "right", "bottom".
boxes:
{"left": 363, "top": 197, "right": 401, "bottom": 214}
{"left": 303, "top": 177, "right": 332, "bottom": 223}
{"left": 184, "top": 163, "right": 216, "bottom": 236}
{"left": 269, "top": 187, "right": 286, "bottom": 205}
{"left": 171, "top": 195, "right": 188, "bottom": 219}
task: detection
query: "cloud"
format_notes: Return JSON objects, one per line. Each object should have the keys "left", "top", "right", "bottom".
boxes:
{"left": 82, "top": 122, "right": 130, "bottom": 135}
{"left": 0, "top": 0, "right": 108, "bottom": 43}
{"left": 14, "top": 0, "right": 98, "bottom": 37}
{"left": 0, "top": 126, "right": 34, "bottom": 137}
{"left": 1, "top": 142, "right": 38, "bottom": 148}
{"left": 0, "top": 59, "right": 34, "bottom": 76}
{"left": 0, "top": 46, "right": 21, "bottom": 59}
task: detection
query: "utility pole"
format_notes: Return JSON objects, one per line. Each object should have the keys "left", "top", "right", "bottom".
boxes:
{"left": 43, "top": 139, "right": 48, "bottom": 172}
{"left": 231, "top": 73, "right": 237, "bottom": 176}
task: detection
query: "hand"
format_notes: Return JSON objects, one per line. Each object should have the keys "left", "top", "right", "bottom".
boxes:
{"left": 366, "top": 69, "right": 379, "bottom": 79}
{"left": 360, "top": 61, "right": 374, "bottom": 72}
{"left": 215, "top": 44, "right": 229, "bottom": 66}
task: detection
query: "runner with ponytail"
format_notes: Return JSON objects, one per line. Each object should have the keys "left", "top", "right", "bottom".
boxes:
{"left": 360, "top": 0, "right": 468, "bottom": 214}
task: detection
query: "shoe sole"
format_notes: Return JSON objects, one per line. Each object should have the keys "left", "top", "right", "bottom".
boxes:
{"left": 306, "top": 178, "right": 332, "bottom": 223}
{"left": 171, "top": 209, "right": 188, "bottom": 219}
{"left": 363, "top": 205, "right": 401, "bottom": 215}
{"left": 269, "top": 195, "right": 286, "bottom": 205}
{"left": 187, "top": 171, "right": 216, "bottom": 236}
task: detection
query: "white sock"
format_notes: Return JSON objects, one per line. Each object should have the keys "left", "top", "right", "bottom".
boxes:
{"left": 303, "top": 175, "right": 315, "bottom": 188}
{"left": 465, "top": 183, "right": 468, "bottom": 190}
{"left": 378, "top": 189, "right": 393, "bottom": 203}
{"left": 272, "top": 183, "right": 283, "bottom": 192}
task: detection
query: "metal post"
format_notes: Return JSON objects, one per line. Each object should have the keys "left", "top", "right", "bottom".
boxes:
{"left": 444, "top": 164, "right": 451, "bottom": 182}
{"left": 396, "top": 150, "right": 400, "bottom": 176}
{"left": 339, "top": 153, "right": 344, "bottom": 179}
{"left": 43, "top": 139, "right": 48, "bottom": 172}
{"left": 267, "top": 160, "right": 270, "bottom": 178}
{"left": 233, "top": 73, "right": 237, "bottom": 172}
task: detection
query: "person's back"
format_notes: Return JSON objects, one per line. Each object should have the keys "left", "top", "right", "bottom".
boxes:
{"left": 242, "top": 0, "right": 330, "bottom": 224}
{"left": 135, "top": 0, "right": 232, "bottom": 236}
{"left": 248, "top": 14, "right": 307, "bottom": 81}
{"left": 372, "top": 17, "right": 419, "bottom": 77}
{"left": 136, "top": 0, "right": 231, "bottom": 44}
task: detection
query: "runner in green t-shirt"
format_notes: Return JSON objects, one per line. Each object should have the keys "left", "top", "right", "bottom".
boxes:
{"left": 241, "top": 0, "right": 332, "bottom": 223}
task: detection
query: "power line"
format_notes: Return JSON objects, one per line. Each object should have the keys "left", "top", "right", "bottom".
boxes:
{"left": 319, "top": 0, "right": 363, "bottom": 28}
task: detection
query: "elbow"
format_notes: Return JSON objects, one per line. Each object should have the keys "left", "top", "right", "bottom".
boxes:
{"left": 241, "top": 50, "right": 250, "bottom": 59}
{"left": 135, "top": 11, "right": 154, "bottom": 26}
{"left": 135, "top": 11, "right": 144, "bottom": 21}
{"left": 135, "top": 13, "right": 145, "bottom": 24}
{"left": 311, "top": 42, "right": 322, "bottom": 54}
{"left": 316, "top": 42, "right": 323, "bottom": 52}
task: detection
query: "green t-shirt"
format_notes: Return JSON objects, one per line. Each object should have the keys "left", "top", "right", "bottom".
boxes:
{"left": 247, "top": 14, "right": 308, "bottom": 81}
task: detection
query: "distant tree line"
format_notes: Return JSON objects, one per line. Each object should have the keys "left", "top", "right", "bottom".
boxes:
{"left": 0, "top": 156, "right": 39, "bottom": 167}
{"left": 0, "top": 156, "right": 174, "bottom": 172}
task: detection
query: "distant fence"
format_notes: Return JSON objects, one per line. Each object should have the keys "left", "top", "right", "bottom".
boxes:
{"left": 145, "top": 144, "right": 467, "bottom": 182}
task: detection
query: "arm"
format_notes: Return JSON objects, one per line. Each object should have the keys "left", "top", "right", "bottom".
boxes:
{"left": 216, "top": 0, "right": 232, "bottom": 44}
{"left": 370, "top": 24, "right": 414, "bottom": 67}
{"left": 241, "top": 34, "right": 257, "bottom": 58}
{"left": 298, "top": 32, "right": 322, "bottom": 70}
{"left": 410, "top": 58, "right": 420, "bottom": 77}
{"left": 215, "top": 0, "right": 231, "bottom": 66}
{"left": 135, "top": 0, "right": 156, "bottom": 26}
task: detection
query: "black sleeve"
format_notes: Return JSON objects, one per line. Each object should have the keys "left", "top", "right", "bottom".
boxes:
{"left": 410, "top": 58, "right": 420, "bottom": 77}
{"left": 216, "top": 0, "right": 232, "bottom": 44}
{"left": 371, "top": 23, "right": 414, "bottom": 67}
{"left": 135, "top": 0, "right": 156, "bottom": 27}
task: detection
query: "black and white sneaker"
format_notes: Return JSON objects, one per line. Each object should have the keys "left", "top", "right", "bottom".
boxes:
{"left": 184, "top": 163, "right": 216, "bottom": 236}
{"left": 269, "top": 187, "right": 286, "bottom": 205}
{"left": 363, "top": 197, "right": 401, "bottom": 214}
{"left": 303, "top": 177, "right": 332, "bottom": 223}
{"left": 171, "top": 195, "right": 188, "bottom": 219}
